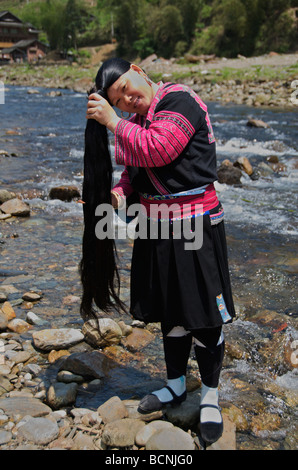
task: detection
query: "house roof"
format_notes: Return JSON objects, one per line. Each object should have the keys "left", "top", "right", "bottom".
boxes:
{"left": 0, "top": 11, "right": 23, "bottom": 23}
{"left": 0, "top": 11, "right": 40, "bottom": 32}
{"left": 1, "top": 39, "right": 48, "bottom": 54}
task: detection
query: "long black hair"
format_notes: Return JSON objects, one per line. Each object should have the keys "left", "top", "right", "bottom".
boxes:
{"left": 79, "top": 58, "right": 131, "bottom": 321}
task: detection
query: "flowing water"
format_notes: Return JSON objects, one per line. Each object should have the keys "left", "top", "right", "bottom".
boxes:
{"left": 0, "top": 85, "right": 297, "bottom": 449}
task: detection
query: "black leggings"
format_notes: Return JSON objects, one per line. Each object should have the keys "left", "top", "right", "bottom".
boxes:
{"left": 162, "top": 326, "right": 224, "bottom": 388}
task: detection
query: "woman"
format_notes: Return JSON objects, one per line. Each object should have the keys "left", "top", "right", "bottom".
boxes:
{"left": 85, "top": 57, "right": 236, "bottom": 444}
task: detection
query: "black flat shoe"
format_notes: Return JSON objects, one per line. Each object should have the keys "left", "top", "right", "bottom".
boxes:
{"left": 137, "top": 386, "right": 187, "bottom": 414}
{"left": 199, "top": 404, "right": 223, "bottom": 444}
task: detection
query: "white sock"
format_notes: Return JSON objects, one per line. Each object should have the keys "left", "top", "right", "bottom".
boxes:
{"left": 200, "top": 383, "right": 222, "bottom": 424}
{"left": 152, "top": 375, "right": 186, "bottom": 403}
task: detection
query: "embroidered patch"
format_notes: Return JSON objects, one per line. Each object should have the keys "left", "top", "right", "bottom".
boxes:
{"left": 216, "top": 294, "right": 232, "bottom": 323}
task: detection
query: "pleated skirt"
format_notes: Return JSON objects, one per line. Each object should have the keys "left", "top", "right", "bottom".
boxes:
{"left": 130, "top": 203, "right": 236, "bottom": 331}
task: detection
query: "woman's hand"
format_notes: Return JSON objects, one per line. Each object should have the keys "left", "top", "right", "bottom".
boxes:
{"left": 86, "top": 93, "right": 121, "bottom": 133}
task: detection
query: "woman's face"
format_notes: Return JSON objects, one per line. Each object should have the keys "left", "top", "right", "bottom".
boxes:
{"left": 107, "top": 64, "right": 155, "bottom": 116}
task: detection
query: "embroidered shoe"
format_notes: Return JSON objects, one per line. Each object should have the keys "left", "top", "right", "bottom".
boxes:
{"left": 199, "top": 404, "right": 223, "bottom": 444}
{"left": 137, "top": 386, "right": 187, "bottom": 414}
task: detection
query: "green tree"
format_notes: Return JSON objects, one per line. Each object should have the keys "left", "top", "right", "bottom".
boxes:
{"left": 150, "top": 5, "right": 184, "bottom": 58}
{"left": 40, "top": 0, "right": 66, "bottom": 50}
{"left": 63, "top": 0, "right": 83, "bottom": 51}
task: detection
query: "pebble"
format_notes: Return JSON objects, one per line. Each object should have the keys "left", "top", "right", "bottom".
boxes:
{"left": 82, "top": 318, "right": 123, "bottom": 348}
{"left": 101, "top": 418, "right": 145, "bottom": 447}
{"left": 97, "top": 396, "right": 129, "bottom": 423}
{"left": 22, "top": 292, "right": 42, "bottom": 302}
{"left": 32, "top": 328, "right": 84, "bottom": 351}
{"left": 7, "top": 318, "right": 32, "bottom": 334}
{"left": 135, "top": 420, "right": 174, "bottom": 446}
{"left": 47, "top": 382, "right": 78, "bottom": 409}
{"left": 146, "top": 426, "right": 195, "bottom": 450}
{"left": 17, "top": 417, "right": 59, "bottom": 445}
{"left": 0, "top": 198, "right": 30, "bottom": 217}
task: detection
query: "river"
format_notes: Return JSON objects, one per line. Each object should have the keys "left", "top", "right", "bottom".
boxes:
{"left": 0, "top": 85, "right": 297, "bottom": 450}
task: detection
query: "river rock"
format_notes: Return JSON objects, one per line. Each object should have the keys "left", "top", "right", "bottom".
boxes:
{"left": 0, "top": 301, "right": 16, "bottom": 321}
{"left": 57, "top": 370, "right": 84, "bottom": 383}
{"left": 26, "top": 311, "right": 50, "bottom": 327}
{"left": 97, "top": 396, "right": 129, "bottom": 423}
{"left": 0, "top": 311, "right": 8, "bottom": 330}
{"left": 135, "top": 420, "right": 174, "bottom": 446}
{"left": 0, "top": 396, "right": 51, "bottom": 419}
{"left": 146, "top": 426, "right": 195, "bottom": 450}
{"left": 165, "top": 391, "right": 201, "bottom": 428}
{"left": 82, "top": 318, "right": 123, "bottom": 348}
{"left": 7, "top": 318, "right": 32, "bottom": 334}
{"left": 101, "top": 418, "right": 145, "bottom": 447}
{"left": 233, "top": 156, "right": 253, "bottom": 176}
{"left": 58, "top": 350, "right": 113, "bottom": 379}
{"left": 17, "top": 416, "right": 59, "bottom": 445}
{"left": 22, "top": 291, "right": 42, "bottom": 301}
{"left": 47, "top": 381, "right": 78, "bottom": 409}
{"left": 0, "top": 198, "right": 30, "bottom": 217}
{"left": 0, "top": 430, "right": 12, "bottom": 445}
{"left": 0, "top": 189, "right": 16, "bottom": 204}
{"left": 72, "top": 431, "right": 96, "bottom": 450}
{"left": 49, "top": 185, "right": 80, "bottom": 202}
{"left": 32, "top": 328, "right": 84, "bottom": 351}
{"left": 246, "top": 118, "right": 270, "bottom": 128}
{"left": 217, "top": 160, "right": 242, "bottom": 185}
{"left": 48, "top": 349, "right": 70, "bottom": 363}
{"left": 0, "top": 376, "right": 14, "bottom": 394}
{"left": 0, "top": 292, "right": 7, "bottom": 302}
{"left": 121, "top": 327, "right": 155, "bottom": 352}
{"left": 4, "top": 349, "right": 32, "bottom": 364}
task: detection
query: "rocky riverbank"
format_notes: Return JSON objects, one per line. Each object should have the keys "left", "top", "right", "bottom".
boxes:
{"left": 0, "top": 213, "right": 298, "bottom": 451}
{"left": 0, "top": 296, "right": 237, "bottom": 451}
{"left": 0, "top": 52, "right": 297, "bottom": 108}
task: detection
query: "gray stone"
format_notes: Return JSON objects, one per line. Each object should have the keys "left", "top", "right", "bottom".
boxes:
{"left": 97, "top": 396, "right": 128, "bottom": 423}
{"left": 59, "top": 350, "right": 114, "bottom": 379}
{"left": 0, "top": 396, "right": 51, "bottom": 419}
{"left": 146, "top": 426, "right": 195, "bottom": 450}
{"left": 82, "top": 318, "right": 123, "bottom": 348}
{"left": 101, "top": 418, "right": 145, "bottom": 447}
{"left": 0, "top": 430, "right": 12, "bottom": 445}
{"left": 135, "top": 420, "right": 174, "bottom": 446}
{"left": 17, "top": 417, "right": 59, "bottom": 445}
{"left": 217, "top": 162, "right": 242, "bottom": 185}
{"left": 47, "top": 382, "right": 78, "bottom": 409}
{"left": 165, "top": 391, "right": 201, "bottom": 428}
{"left": 0, "top": 189, "right": 16, "bottom": 204}
{"left": 57, "top": 370, "right": 84, "bottom": 383}
{"left": 32, "top": 328, "right": 84, "bottom": 351}
{"left": 0, "top": 311, "right": 8, "bottom": 330}
{"left": 4, "top": 350, "right": 32, "bottom": 364}
{"left": 22, "top": 363, "right": 42, "bottom": 377}
{"left": 26, "top": 311, "right": 50, "bottom": 327}
{"left": 71, "top": 431, "right": 96, "bottom": 450}
{"left": 0, "top": 198, "right": 30, "bottom": 217}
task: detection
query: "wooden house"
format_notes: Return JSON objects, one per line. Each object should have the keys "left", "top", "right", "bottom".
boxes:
{"left": 0, "top": 11, "right": 47, "bottom": 63}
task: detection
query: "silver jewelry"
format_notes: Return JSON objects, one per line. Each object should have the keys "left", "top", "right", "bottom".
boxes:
{"left": 121, "top": 111, "right": 132, "bottom": 119}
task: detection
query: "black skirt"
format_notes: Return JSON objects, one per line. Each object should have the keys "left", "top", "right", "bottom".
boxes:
{"left": 130, "top": 204, "right": 236, "bottom": 331}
